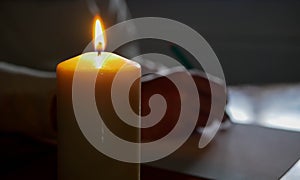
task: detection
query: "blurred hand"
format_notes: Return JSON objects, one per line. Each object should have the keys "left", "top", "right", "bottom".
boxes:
{"left": 141, "top": 67, "right": 228, "bottom": 142}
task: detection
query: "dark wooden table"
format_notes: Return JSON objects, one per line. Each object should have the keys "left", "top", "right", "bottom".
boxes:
{"left": 0, "top": 132, "right": 206, "bottom": 180}
{"left": 1, "top": 84, "right": 300, "bottom": 179}
{"left": 1, "top": 123, "right": 300, "bottom": 179}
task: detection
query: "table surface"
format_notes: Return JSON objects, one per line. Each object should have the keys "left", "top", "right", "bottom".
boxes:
{"left": 1, "top": 83, "right": 300, "bottom": 179}
{"left": 0, "top": 132, "right": 205, "bottom": 180}
{"left": 1, "top": 123, "right": 300, "bottom": 179}
{"left": 147, "top": 124, "right": 300, "bottom": 179}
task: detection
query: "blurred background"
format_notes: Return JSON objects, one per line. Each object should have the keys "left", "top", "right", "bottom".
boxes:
{"left": 1, "top": 0, "right": 300, "bottom": 179}
{"left": 0, "top": 0, "right": 299, "bottom": 85}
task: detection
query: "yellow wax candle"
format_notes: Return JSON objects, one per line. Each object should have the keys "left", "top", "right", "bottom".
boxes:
{"left": 57, "top": 18, "right": 141, "bottom": 180}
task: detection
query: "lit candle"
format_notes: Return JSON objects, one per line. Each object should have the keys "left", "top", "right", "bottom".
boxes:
{"left": 57, "top": 17, "right": 141, "bottom": 179}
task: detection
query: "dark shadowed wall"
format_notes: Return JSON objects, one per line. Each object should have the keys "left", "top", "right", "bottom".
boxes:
{"left": 0, "top": 0, "right": 299, "bottom": 85}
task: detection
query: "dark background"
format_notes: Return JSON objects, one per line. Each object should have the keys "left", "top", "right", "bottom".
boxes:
{"left": 0, "top": 0, "right": 299, "bottom": 85}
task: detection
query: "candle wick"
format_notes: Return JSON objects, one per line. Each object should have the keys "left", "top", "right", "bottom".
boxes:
{"left": 96, "top": 42, "right": 103, "bottom": 56}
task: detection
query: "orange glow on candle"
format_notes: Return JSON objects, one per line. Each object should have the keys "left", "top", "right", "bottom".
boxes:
{"left": 57, "top": 16, "right": 141, "bottom": 179}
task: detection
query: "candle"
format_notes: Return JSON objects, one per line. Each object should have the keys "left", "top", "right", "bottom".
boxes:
{"left": 57, "top": 18, "right": 141, "bottom": 179}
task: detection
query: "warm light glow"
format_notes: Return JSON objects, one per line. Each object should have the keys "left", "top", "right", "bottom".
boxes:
{"left": 94, "top": 18, "right": 106, "bottom": 52}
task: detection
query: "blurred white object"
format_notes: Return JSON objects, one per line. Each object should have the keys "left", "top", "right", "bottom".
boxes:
{"left": 227, "top": 84, "right": 300, "bottom": 132}
{"left": 281, "top": 159, "right": 300, "bottom": 180}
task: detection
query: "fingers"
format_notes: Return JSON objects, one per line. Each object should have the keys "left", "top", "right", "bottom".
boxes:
{"left": 190, "top": 70, "right": 226, "bottom": 99}
{"left": 141, "top": 68, "right": 228, "bottom": 141}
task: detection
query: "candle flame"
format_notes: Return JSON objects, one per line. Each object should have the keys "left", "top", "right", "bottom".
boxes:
{"left": 94, "top": 17, "right": 106, "bottom": 53}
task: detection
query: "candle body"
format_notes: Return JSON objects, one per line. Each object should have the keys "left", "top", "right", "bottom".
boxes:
{"left": 57, "top": 52, "right": 140, "bottom": 179}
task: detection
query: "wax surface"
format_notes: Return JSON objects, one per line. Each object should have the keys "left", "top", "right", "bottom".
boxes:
{"left": 57, "top": 52, "right": 141, "bottom": 180}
